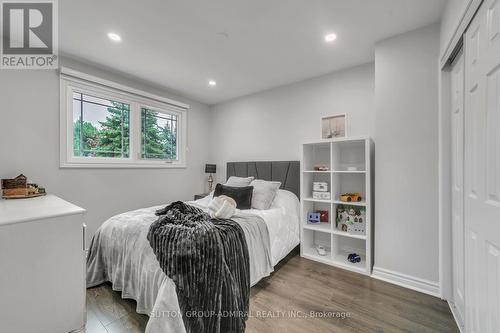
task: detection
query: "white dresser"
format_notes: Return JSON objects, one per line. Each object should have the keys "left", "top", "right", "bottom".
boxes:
{"left": 0, "top": 195, "right": 86, "bottom": 333}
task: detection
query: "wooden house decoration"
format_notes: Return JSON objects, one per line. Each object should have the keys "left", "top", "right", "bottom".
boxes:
{"left": 1, "top": 174, "right": 27, "bottom": 189}
{"left": 1, "top": 174, "right": 46, "bottom": 199}
{"left": 336, "top": 205, "right": 366, "bottom": 235}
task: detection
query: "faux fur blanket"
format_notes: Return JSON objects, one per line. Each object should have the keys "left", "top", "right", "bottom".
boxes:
{"left": 147, "top": 201, "right": 250, "bottom": 333}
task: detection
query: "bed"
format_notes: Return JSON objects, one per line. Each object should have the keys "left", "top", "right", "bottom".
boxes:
{"left": 86, "top": 161, "right": 300, "bottom": 333}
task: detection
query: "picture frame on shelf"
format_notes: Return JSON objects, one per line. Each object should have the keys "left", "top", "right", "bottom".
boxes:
{"left": 321, "top": 114, "right": 347, "bottom": 139}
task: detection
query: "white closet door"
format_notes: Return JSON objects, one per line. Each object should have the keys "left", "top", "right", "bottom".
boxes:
{"left": 450, "top": 50, "right": 465, "bottom": 326}
{"left": 464, "top": 1, "right": 500, "bottom": 332}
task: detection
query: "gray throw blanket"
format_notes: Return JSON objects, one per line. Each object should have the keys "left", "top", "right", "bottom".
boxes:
{"left": 147, "top": 201, "right": 250, "bottom": 333}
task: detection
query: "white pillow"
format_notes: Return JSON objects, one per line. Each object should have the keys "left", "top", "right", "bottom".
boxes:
{"left": 250, "top": 179, "right": 281, "bottom": 210}
{"left": 225, "top": 176, "right": 255, "bottom": 187}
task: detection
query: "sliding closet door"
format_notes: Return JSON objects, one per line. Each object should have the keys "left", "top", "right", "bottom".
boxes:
{"left": 450, "top": 50, "right": 465, "bottom": 326}
{"left": 464, "top": 1, "right": 500, "bottom": 332}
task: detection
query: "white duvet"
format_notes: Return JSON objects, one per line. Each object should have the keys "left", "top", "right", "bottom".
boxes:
{"left": 86, "top": 190, "right": 300, "bottom": 333}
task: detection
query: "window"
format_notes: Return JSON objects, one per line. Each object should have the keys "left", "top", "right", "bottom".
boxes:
{"left": 141, "top": 108, "right": 177, "bottom": 160}
{"left": 73, "top": 93, "right": 130, "bottom": 158}
{"left": 60, "top": 68, "right": 188, "bottom": 168}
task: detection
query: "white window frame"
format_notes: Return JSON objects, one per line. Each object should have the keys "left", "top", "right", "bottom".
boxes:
{"left": 60, "top": 67, "right": 188, "bottom": 168}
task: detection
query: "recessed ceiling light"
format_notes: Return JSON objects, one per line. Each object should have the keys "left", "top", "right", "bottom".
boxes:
{"left": 208, "top": 80, "right": 217, "bottom": 86}
{"left": 107, "top": 32, "right": 121, "bottom": 42}
{"left": 324, "top": 33, "right": 337, "bottom": 43}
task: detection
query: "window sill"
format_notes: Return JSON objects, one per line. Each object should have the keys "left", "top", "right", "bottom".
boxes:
{"left": 60, "top": 161, "right": 187, "bottom": 169}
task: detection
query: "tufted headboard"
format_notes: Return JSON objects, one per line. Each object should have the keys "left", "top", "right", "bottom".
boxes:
{"left": 226, "top": 161, "right": 300, "bottom": 199}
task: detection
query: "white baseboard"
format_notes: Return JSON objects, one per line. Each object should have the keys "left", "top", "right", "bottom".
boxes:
{"left": 69, "top": 325, "right": 85, "bottom": 333}
{"left": 371, "top": 266, "right": 440, "bottom": 298}
{"left": 448, "top": 301, "right": 465, "bottom": 333}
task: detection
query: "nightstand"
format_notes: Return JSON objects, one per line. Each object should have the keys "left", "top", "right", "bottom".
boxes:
{"left": 194, "top": 193, "right": 210, "bottom": 200}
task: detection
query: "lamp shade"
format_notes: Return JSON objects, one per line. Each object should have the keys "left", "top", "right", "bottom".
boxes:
{"left": 205, "top": 164, "right": 216, "bottom": 174}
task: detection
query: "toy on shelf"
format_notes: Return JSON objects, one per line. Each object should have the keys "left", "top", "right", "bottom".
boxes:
{"left": 316, "top": 245, "right": 327, "bottom": 256}
{"left": 318, "top": 210, "right": 329, "bottom": 223}
{"left": 307, "top": 212, "right": 321, "bottom": 224}
{"left": 347, "top": 253, "right": 361, "bottom": 263}
{"left": 308, "top": 210, "right": 329, "bottom": 224}
{"left": 336, "top": 205, "right": 366, "bottom": 235}
{"left": 339, "top": 193, "right": 363, "bottom": 202}
{"left": 313, "top": 165, "right": 329, "bottom": 171}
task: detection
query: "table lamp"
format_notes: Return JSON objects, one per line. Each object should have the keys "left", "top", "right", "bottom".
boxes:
{"left": 205, "top": 164, "right": 216, "bottom": 192}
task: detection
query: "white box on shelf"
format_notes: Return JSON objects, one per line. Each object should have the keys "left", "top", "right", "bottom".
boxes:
{"left": 313, "top": 182, "right": 329, "bottom": 192}
{"left": 313, "top": 191, "right": 331, "bottom": 200}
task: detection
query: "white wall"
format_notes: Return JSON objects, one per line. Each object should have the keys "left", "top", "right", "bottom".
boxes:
{"left": 209, "top": 63, "right": 375, "bottom": 182}
{"left": 374, "top": 24, "right": 440, "bottom": 286}
{"left": 0, "top": 57, "right": 211, "bottom": 239}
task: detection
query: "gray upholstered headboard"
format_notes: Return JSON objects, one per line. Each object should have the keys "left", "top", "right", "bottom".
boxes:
{"left": 226, "top": 161, "right": 300, "bottom": 198}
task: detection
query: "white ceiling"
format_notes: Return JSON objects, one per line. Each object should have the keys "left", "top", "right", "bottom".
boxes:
{"left": 60, "top": 0, "right": 447, "bottom": 105}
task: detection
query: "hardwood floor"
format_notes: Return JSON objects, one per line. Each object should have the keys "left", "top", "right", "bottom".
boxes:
{"left": 86, "top": 252, "right": 458, "bottom": 333}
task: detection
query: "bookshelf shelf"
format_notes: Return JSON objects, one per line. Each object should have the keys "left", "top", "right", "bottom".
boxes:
{"left": 300, "top": 137, "right": 373, "bottom": 276}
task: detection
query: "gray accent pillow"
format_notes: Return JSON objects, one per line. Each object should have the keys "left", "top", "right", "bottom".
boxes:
{"left": 225, "top": 176, "right": 255, "bottom": 187}
{"left": 250, "top": 179, "right": 281, "bottom": 210}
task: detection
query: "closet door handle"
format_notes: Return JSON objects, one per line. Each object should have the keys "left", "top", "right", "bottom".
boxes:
{"left": 83, "top": 223, "right": 87, "bottom": 252}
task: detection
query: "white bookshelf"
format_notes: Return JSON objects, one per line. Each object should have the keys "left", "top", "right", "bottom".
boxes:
{"left": 300, "top": 137, "right": 373, "bottom": 275}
